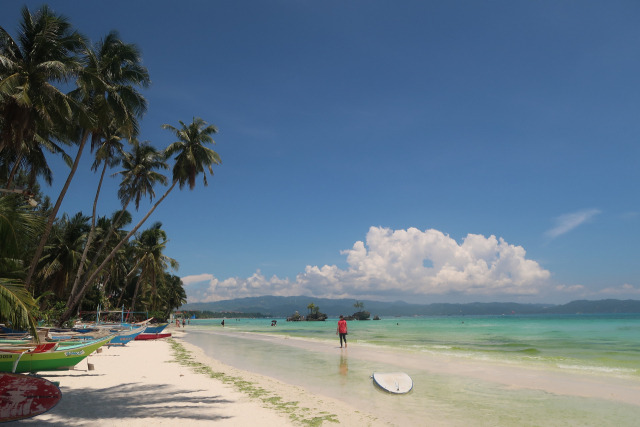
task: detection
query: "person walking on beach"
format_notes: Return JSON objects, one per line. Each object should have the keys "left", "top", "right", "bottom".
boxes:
{"left": 337, "top": 315, "right": 348, "bottom": 348}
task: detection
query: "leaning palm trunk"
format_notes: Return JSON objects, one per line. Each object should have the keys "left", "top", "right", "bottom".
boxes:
{"left": 5, "top": 153, "right": 24, "bottom": 189}
{"left": 114, "top": 258, "right": 142, "bottom": 308}
{"left": 78, "top": 193, "right": 134, "bottom": 290}
{"left": 129, "top": 276, "right": 144, "bottom": 312}
{"left": 58, "top": 179, "right": 177, "bottom": 325}
{"left": 69, "top": 158, "right": 107, "bottom": 297}
{"left": 25, "top": 130, "right": 89, "bottom": 290}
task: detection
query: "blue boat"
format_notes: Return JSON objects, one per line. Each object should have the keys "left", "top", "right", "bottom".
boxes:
{"left": 105, "top": 325, "right": 147, "bottom": 346}
{"left": 143, "top": 323, "right": 168, "bottom": 334}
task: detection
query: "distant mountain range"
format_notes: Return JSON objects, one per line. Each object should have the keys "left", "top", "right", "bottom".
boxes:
{"left": 180, "top": 297, "right": 640, "bottom": 317}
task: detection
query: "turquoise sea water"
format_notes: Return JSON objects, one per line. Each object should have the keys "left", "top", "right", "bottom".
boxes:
{"left": 183, "top": 314, "right": 640, "bottom": 426}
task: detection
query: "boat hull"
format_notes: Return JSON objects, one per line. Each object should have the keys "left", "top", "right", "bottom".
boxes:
{"left": 143, "top": 323, "right": 168, "bottom": 334}
{"left": 0, "top": 335, "right": 113, "bottom": 373}
{"left": 135, "top": 333, "right": 171, "bottom": 340}
{"left": 108, "top": 325, "right": 147, "bottom": 345}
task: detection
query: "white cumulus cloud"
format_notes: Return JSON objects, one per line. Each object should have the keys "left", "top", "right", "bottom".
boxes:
{"left": 183, "top": 226, "right": 551, "bottom": 303}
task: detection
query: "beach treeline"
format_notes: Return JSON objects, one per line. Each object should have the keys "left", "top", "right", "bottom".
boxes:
{"left": 183, "top": 311, "right": 270, "bottom": 320}
{"left": 0, "top": 5, "right": 221, "bottom": 330}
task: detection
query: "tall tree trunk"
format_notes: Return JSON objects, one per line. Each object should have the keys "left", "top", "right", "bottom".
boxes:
{"left": 115, "top": 258, "right": 142, "bottom": 308}
{"left": 78, "top": 194, "right": 133, "bottom": 288}
{"left": 130, "top": 276, "right": 143, "bottom": 312}
{"left": 5, "top": 153, "right": 24, "bottom": 189}
{"left": 25, "top": 130, "right": 89, "bottom": 290}
{"left": 69, "top": 159, "right": 107, "bottom": 297}
{"left": 58, "top": 180, "right": 177, "bottom": 326}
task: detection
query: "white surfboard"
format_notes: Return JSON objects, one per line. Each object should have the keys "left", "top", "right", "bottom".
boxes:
{"left": 372, "top": 372, "right": 413, "bottom": 394}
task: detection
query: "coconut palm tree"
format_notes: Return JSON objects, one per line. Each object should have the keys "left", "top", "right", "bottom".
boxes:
{"left": 114, "top": 139, "right": 168, "bottom": 211}
{"left": 58, "top": 117, "right": 220, "bottom": 325}
{"left": 0, "top": 278, "right": 38, "bottom": 336}
{"left": 158, "top": 273, "right": 187, "bottom": 320}
{"left": 2, "top": 136, "right": 72, "bottom": 190}
{"left": 0, "top": 5, "right": 84, "bottom": 154}
{"left": 0, "top": 195, "right": 43, "bottom": 335}
{"left": 162, "top": 117, "right": 221, "bottom": 190}
{"left": 0, "top": 194, "right": 44, "bottom": 278}
{"left": 74, "top": 140, "right": 166, "bottom": 297}
{"left": 25, "top": 30, "right": 149, "bottom": 289}
{"left": 67, "top": 131, "right": 124, "bottom": 298}
{"left": 36, "top": 212, "right": 90, "bottom": 298}
{"left": 128, "top": 222, "right": 178, "bottom": 311}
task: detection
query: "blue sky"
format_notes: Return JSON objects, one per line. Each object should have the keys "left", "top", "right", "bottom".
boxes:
{"left": 3, "top": 1, "right": 639, "bottom": 304}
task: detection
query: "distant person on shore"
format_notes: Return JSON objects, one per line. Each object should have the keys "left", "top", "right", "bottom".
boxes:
{"left": 182, "top": 318, "right": 186, "bottom": 328}
{"left": 337, "top": 315, "right": 348, "bottom": 348}
{"left": 221, "top": 319, "right": 225, "bottom": 327}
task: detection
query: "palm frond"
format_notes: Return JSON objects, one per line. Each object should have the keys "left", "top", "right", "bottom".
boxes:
{"left": 0, "top": 278, "right": 38, "bottom": 337}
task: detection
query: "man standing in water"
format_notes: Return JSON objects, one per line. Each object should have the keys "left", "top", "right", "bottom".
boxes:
{"left": 337, "top": 315, "right": 348, "bottom": 348}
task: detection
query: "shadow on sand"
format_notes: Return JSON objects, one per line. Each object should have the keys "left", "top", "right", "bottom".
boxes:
{"left": 9, "top": 379, "right": 234, "bottom": 425}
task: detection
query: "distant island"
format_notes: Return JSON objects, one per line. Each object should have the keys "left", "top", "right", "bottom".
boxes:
{"left": 180, "top": 297, "right": 640, "bottom": 318}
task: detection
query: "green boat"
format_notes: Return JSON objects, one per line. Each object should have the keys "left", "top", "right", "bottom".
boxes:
{"left": 0, "top": 334, "right": 114, "bottom": 373}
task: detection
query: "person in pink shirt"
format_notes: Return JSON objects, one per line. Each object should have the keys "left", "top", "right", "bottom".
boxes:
{"left": 337, "top": 315, "right": 348, "bottom": 348}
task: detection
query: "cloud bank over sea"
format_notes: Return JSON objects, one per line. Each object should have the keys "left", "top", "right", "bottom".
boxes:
{"left": 182, "top": 226, "right": 553, "bottom": 303}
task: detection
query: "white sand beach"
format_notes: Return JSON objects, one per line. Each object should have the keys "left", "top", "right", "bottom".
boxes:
{"left": 10, "top": 325, "right": 376, "bottom": 426}
{"left": 9, "top": 323, "right": 640, "bottom": 426}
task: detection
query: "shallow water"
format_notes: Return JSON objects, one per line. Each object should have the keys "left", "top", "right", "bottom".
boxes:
{"left": 183, "top": 315, "right": 640, "bottom": 426}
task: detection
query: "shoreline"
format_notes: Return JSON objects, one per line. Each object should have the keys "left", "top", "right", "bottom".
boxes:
{"left": 181, "top": 324, "right": 640, "bottom": 426}
{"left": 9, "top": 325, "right": 376, "bottom": 426}
{"left": 9, "top": 323, "right": 640, "bottom": 426}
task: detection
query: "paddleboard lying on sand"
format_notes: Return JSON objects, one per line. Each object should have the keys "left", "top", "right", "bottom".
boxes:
{"left": 0, "top": 372, "right": 61, "bottom": 422}
{"left": 372, "top": 372, "right": 413, "bottom": 394}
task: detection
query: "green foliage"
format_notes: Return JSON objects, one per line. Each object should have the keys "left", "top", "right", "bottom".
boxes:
{"left": 350, "top": 310, "right": 370, "bottom": 321}
{"left": 32, "top": 298, "right": 69, "bottom": 327}
{"left": 1, "top": 6, "right": 197, "bottom": 326}
{"left": 0, "top": 278, "right": 38, "bottom": 335}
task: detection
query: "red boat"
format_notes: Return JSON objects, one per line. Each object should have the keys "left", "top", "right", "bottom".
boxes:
{"left": 134, "top": 333, "right": 171, "bottom": 341}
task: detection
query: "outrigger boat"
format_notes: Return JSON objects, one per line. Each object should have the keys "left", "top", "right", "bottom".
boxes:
{"left": 142, "top": 322, "right": 169, "bottom": 334}
{"left": 0, "top": 334, "right": 114, "bottom": 373}
{"left": 47, "top": 324, "right": 145, "bottom": 346}
{"left": 135, "top": 332, "right": 171, "bottom": 341}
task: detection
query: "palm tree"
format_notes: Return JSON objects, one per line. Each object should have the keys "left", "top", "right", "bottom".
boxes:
{"left": 68, "top": 130, "right": 124, "bottom": 299}
{"left": 0, "top": 194, "right": 44, "bottom": 278}
{"left": 58, "top": 117, "right": 220, "bottom": 325}
{"left": 0, "top": 195, "right": 43, "bottom": 336}
{"left": 0, "top": 278, "right": 38, "bottom": 337}
{"left": 2, "top": 136, "right": 72, "bottom": 190}
{"left": 158, "top": 273, "right": 187, "bottom": 320}
{"left": 74, "top": 140, "right": 166, "bottom": 298}
{"left": 0, "top": 5, "right": 84, "bottom": 154}
{"left": 36, "top": 212, "right": 90, "bottom": 298}
{"left": 25, "top": 30, "right": 149, "bottom": 289}
{"left": 114, "top": 139, "right": 168, "bottom": 211}
{"left": 128, "top": 222, "right": 178, "bottom": 311}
